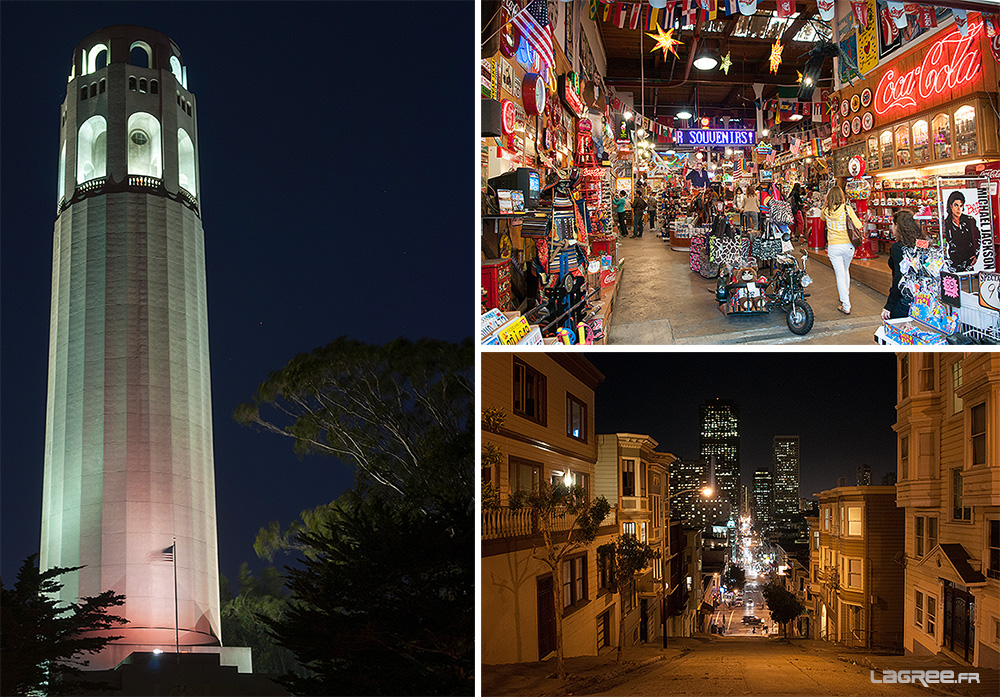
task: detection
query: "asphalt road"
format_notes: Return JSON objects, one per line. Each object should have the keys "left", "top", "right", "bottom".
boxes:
{"left": 712, "top": 579, "right": 776, "bottom": 637}
{"left": 579, "top": 637, "right": 933, "bottom": 696}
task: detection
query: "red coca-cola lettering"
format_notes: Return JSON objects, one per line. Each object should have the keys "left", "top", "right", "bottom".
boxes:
{"left": 874, "top": 20, "right": 983, "bottom": 116}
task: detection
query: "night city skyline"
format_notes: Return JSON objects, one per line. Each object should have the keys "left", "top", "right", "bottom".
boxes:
{"left": 586, "top": 352, "right": 899, "bottom": 503}
{"left": 0, "top": 1, "right": 473, "bottom": 586}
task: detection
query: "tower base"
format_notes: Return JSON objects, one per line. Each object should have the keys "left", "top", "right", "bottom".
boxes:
{"left": 70, "top": 651, "right": 289, "bottom": 696}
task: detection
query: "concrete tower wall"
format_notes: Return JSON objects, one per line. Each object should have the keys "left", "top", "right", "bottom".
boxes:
{"left": 41, "top": 26, "right": 219, "bottom": 667}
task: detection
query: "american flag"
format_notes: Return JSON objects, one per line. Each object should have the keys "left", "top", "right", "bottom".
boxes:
{"left": 152, "top": 543, "right": 175, "bottom": 562}
{"left": 512, "top": 0, "right": 553, "bottom": 73}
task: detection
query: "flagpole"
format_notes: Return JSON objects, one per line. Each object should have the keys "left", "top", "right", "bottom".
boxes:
{"left": 173, "top": 536, "right": 179, "bottom": 662}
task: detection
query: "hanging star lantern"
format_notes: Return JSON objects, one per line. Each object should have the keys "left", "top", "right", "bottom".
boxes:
{"left": 796, "top": 70, "right": 803, "bottom": 84}
{"left": 647, "top": 24, "right": 681, "bottom": 60}
{"left": 769, "top": 40, "right": 784, "bottom": 74}
{"left": 720, "top": 51, "right": 732, "bottom": 75}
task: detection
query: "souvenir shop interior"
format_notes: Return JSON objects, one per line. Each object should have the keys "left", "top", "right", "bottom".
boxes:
{"left": 480, "top": 0, "right": 1000, "bottom": 345}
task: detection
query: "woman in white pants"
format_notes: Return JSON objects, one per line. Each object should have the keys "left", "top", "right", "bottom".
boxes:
{"left": 820, "top": 186, "right": 863, "bottom": 315}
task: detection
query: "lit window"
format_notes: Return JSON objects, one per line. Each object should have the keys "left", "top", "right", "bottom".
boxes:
{"left": 177, "top": 128, "right": 197, "bottom": 195}
{"left": 169, "top": 55, "right": 184, "bottom": 85}
{"left": 846, "top": 506, "right": 862, "bottom": 537}
{"left": 915, "top": 590, "right": 923, "bottom": 628}
{"left": 76, "top": 115, "right": 107, "bottom": 183}
{"left": 623, "top": 521, "right": 636, "bottom": 538}
{"left": 926, "top": 595, "right": 936, "bottom": 635}
{"left": 508, "top": 457, "right": 540, "bottom": 493}
{"left": 129, "top": 41, "right": 151, "bottom": 68}
{"left": 566, "top": 393, "right": 586, "bottom": 442}
{"left": 126, "top": 112, "right": 162, "bottom": 178}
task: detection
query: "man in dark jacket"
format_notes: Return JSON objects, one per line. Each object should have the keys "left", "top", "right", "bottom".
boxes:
{"left": 632, "top": 190, "right": 648, "bottom": 237}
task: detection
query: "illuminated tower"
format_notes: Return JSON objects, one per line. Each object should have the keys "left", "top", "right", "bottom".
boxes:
{"left": 753, "top": 468, "right": 773, "bottom": 536}
{"left": 699, "top": 398, "right": 739, "bottom": 521}
{"left": 772, "top": 435, "right": 800, "bottom": 525}
{"left": 40, "top": 26, "right": 220, "bottom": 669}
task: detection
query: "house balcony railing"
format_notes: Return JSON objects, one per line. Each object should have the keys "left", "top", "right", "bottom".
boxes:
{"left": 483, "top": 505, "right": 618, "bottom": 540}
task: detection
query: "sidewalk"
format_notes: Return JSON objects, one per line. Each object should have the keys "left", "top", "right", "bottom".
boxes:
{"left": 482, "top": 636, "right": 708, "bottom": 696}
{"left": 839, "top": 649, "right": 1000, "bottom": 697}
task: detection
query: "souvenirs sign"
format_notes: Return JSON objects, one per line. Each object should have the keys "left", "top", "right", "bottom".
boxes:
{"left": 979, "top": 271, "right": 1000, "bottom": 311}
{"left": 675, "top": 129, "right": 756, "bottom": 146}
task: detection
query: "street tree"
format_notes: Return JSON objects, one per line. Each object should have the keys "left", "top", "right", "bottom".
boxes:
{"left": 1, "top": 554, "right": 127, "bottom": 695}
{"left": 508, "top": 483, "right": 611, "bottom": 680}
{"left": 760, "top": 582, "right": 805, "bottom": 639}
{"left": 597, "top": 534, "right": 661, "bottom": 663}
{"left": 235, "top": 337, "right": 473, "bottom": 695}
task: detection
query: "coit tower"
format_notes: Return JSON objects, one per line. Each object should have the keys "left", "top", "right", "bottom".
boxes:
{"left": 41, "top": 26, "right": 220, "bottom": 668}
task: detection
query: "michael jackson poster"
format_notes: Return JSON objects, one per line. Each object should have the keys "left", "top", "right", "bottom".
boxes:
{"left": 938, "top": 179, "right": 995, "bottom": 275}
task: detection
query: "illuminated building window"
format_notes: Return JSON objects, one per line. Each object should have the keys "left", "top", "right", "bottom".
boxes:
{"left": 126, "top": 112, "right": 162, "bottom": 178}
{"left": 623, "top": 521, "right": 636, "bottom": 538}
{"left": 76, "top": 115, "right": 107, "bottom": 183}
{"left": 177, "top": 128, "right": 198, "bottom": 197}
{"left": 926, "top": 595, "right": 936, "bottom": 635}
{"left": 508, "top": 457, "right": 540, "bottom": 494}
{"left": 622, "top": 459, "right": 635, "bottom": 497}
{"left": 951, "top": 362, "right": 963, "bottom": 414}
{"left": 88, "top": 43, "right": 108, "bottom": 73}
{"left": 566, "top": 393, "right": 586, "bottom": 442}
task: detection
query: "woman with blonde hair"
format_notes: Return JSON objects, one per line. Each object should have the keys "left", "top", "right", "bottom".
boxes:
{"left": 820, "top": 185, "right": 863, "bottom": 315}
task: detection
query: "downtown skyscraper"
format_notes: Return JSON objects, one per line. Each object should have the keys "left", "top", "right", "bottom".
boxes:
{"left": 753, "top": 468, "right": 774, "bottom": 536}
{"left": 699, "top": 399, "right": 739, "bottom": 522}
{"left": 772, "top": 436, "right": 800, "bottom": 526}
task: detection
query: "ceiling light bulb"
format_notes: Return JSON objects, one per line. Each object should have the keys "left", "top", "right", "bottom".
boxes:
{"left": 624, "top": 109, "right": 633, "bottom": 120}
{"left": 696, "top": 152, "right": 703, "bottom": 160}
{"left": 762, "top": 128, "right": 770, "bottom": 136}
{"left": 637, "top": 128, "right": 646, "bottom": 136}
{"left": 677, "top": 110, "right": 692, "bottom": 120}
{"left": 693, "top": 54, "right": 719, "bottom": 71}
{"left": 805, "top": 77, "right": 813, "bottom": 85}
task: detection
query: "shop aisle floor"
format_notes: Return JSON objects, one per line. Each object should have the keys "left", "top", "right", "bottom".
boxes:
{"left": 609, "top": 223, "right": 889, "bottom": 345}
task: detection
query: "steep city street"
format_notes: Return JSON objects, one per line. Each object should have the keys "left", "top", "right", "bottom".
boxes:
{"left": 579, "top": 637, "right": 990, "bottom": 697}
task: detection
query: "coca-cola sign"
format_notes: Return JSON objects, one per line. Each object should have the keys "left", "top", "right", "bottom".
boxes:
{"left": 874, "top": 20, "right": 982, "bottom": 116}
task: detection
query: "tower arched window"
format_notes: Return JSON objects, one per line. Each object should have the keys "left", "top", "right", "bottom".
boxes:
{"left": 150, "top": 80, "right": 158, "bottom": 94}
{"left": 129, "top": 76, "right": 137, "bottom": 91}
{"left": 127, "top": 112, "right": 162, "bottom": 178}
{"left": 169, "top": 56, "right": 183, "bottom": 85}
{"left": 186, "top": 103, "right": 192, "bottom": 116}
{"left": 58, "top": 142, "right": 67, "bottom": 202}
{"left": 81, "top": 85, "right": 89, "bottom": 100}
{"left": 129, "top": 41, "right": 152, "bottom": 68}
{"left": 88, "top": 44, "right": 108, "bottom": 74}
{"left": 77, "top": 115, "right": 107, "bottom": 183}
{"left": 90, "top": 83, "right": 97, "bottom": 98}
{"left": 139, "top": 78, "right": 147, "bottom": 94}
{"left": 177, "top": 128, "right": 197, "bottom": 196}
{"left": 99, "top": 78, "right": 106, "bottom": 94}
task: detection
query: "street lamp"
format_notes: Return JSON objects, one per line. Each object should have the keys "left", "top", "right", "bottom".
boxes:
{"left": 663, "top": 479, "right": 714, "bottom": 649}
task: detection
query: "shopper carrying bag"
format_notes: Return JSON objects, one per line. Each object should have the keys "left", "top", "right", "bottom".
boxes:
{"left": 820, "top": 185, "right": 863, "bottom": 315}
{"left": 631, "top": 190, "right": 647, "bottom": 238}
{"left": 881, "top": 210, "right": 924, "bottom": 320}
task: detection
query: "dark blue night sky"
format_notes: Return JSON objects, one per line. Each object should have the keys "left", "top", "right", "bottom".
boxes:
{"left": 0, "top": 2, "right": 473, "bottom": 586}
{"left": 586, "top": 352, "right": 900, "bottom": 499}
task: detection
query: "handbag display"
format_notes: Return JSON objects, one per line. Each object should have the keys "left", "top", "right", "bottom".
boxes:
{"left": 770, "top": 199, "right": 793, "bottom": 224}
{"left": 752, "top": 237, "right": 782, "bottom": 260}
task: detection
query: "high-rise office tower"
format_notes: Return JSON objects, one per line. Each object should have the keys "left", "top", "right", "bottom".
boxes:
{"left": 699, "top": 399, "right": 739, "bottom": 520}
{"left": 40, "top": 26, "right": 220, "bottom": 669}
{"left": 668, "top": 458, "right": 726, "bottom": 527}
{"left": 772, "top": 435, "right": 800, "bottom": 524}
{"left": 753, "top": 468, "right": 773, "bottom": 536}
{"left": 857, "top": 463, "right": 872, "bottom": 486}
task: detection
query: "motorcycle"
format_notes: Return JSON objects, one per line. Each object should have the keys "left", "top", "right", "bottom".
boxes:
{"left": 717, "top": 251, "right": 815, "bottom": 335}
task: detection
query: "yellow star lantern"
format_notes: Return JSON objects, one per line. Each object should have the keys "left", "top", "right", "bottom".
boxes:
{"left": 769, "top": 40, "right": 784, "bottom": 74}
{"left": 720, "top": 51, "right": 732, "bottom": 75}
{"left": 647, "top": 24, "right": 681, "bottom": 60}
{"left": 796, "top": 70, "right": 803, "bottom": 84}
